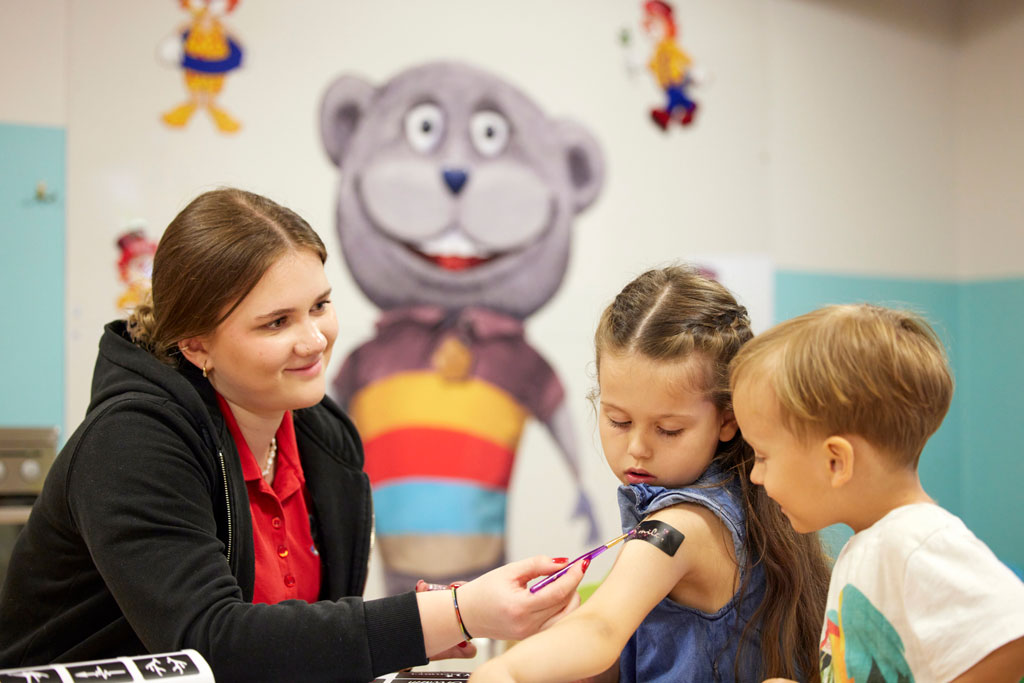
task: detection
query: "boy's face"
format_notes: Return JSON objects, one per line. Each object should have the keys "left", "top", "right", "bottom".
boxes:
{"left": 733, "top": 376, "right": 833, "bottom": 533}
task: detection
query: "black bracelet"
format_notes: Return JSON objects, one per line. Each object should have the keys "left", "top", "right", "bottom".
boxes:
{"left": 451, "top": 585, "right": 473, "bottom": 642}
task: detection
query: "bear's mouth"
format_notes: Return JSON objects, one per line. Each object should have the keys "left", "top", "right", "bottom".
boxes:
{"left": 403, "top": 229, "right": 499, "bottom": 271}
{"left": 405, "top": 245, "right": 496, "bottom": 271}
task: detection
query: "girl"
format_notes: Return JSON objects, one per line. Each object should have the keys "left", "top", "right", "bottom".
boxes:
{"left": 471, "top": 265, "right": 831, "bottom": 682}
{"left": 0, "top": 188, "right": 583, "bottom": 682}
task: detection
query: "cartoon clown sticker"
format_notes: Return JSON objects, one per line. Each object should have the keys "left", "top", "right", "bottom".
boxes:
{"left": 622, "top": 1, "right": 701, "bottom": 131}
{"left": 643, "top": 1, "right": 698, "bottom": 129}
{"left": 159, "top": 0, "right": 244, "bottom": 133}
{"left": 115, "top": 227, "right": 158, "bottom": 311}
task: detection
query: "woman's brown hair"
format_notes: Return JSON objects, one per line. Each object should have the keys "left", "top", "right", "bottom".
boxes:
{"left": 594, "top": 264, "right": 830, "bottom": 682}
{"left": 127, "top": 188, "right": 327, "bottom": 362}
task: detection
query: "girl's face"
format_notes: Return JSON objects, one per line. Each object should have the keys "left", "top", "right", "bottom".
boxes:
{"left": 598, "top": 351, "right": 737, "bottom": 489}
{"left": 195, "top": 249, "right": 338, "bottom": 421}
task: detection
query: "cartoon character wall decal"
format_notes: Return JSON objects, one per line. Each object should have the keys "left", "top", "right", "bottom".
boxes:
{"left": 31, "top": 181, "right": 58, "bottom": 204}
{"left": 638, "top": 0, "right": 699, "bottom": 131}
{"left": 115, "top": 226, "right": 158, "bottom": 311}
{"left": 160, "top": 0, "right": 244, "bottom": 133}
{"left": 320, "top": 61, "right": 604, "bottom": 594}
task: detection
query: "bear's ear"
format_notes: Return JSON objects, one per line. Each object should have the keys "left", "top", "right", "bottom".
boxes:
{"left": 320, "top": 74, "right": 377, "bottom": 168}
{"left": 554, "top": 119, "right": 605, "bottom": 213}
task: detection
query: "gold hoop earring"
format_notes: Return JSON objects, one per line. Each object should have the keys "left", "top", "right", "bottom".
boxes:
{"left": 202, "top": 361, "right": 209, "bottom": 379}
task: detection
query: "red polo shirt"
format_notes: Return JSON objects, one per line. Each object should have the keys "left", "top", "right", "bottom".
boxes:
{"left": 216, "top": 395, "right": 322, "bottom": 604}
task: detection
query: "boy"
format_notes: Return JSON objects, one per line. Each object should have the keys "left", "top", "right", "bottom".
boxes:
{"left": 730, "top": 303, "right": 1024, "bottom": 682}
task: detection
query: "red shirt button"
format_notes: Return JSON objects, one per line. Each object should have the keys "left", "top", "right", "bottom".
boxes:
{"left": 284, "top": 575, "right": 296, "bottom": 588}
{"left": 271, "top": 517, "right": 283, "bottom": 529}
{"left": 277, "top": 545, "right": 289, "bottom": 558}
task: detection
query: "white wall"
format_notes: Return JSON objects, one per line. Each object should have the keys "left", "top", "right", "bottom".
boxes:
{"left": 0, "top": 0, "right": 67, "bottom": 126}
{"left": 766, "top": 0, "right": 959, "bottom": 278}
{"left": 954, "top": 0, "right": 1024, "bottom": 279}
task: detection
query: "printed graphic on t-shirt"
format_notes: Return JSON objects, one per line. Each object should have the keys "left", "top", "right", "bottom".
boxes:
{"left": 820, "top": 584, "right": 913, "bottom": 683}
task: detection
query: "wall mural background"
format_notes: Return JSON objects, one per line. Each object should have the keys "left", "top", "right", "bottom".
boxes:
{"left": 1, "top": 1, "right": 1021, "bottom": 605}
{"left": 320, "top": 61, "right": 603, "bottom": 593}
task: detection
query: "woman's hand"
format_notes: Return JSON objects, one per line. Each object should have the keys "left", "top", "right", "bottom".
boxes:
{"left": 417, "top": 556, "right": 584, "bottom": 658}
{"left": 457, "top": 556, "right": 584, "bottom": 642}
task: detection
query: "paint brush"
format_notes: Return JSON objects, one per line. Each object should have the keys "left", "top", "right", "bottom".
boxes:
{"left": 529, "top": 528, "right": 637, "bottom": 593}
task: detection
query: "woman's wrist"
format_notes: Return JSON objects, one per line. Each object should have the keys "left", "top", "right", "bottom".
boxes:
{"left": 451, "top": 584, "right": 473, "bottom": 642}
{"left": 416, "top": 580, "right": 476, "bottom": 656}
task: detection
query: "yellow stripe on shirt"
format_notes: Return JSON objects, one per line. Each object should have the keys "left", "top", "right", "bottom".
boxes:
{"left": 349, "top": 370, "right": 528, "bottom": 448}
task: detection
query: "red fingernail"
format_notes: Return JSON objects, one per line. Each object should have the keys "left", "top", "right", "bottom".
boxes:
{"left": 553, "top": 557, "right": 568, "bottom": 563}
{"left": 458, "top": 641, "right": 468, "bottom": 648}
{"left": 582, "top": 559, "right": 591, "bottom": 573}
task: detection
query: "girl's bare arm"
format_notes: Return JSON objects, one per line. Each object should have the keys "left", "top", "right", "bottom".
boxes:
{"left": 469, "top": 504, "right": 720, "bottom": 683}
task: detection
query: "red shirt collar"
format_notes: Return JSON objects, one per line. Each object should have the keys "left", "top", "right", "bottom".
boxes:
{"left": 215, "top": 394, "right": 304, "bottom": 496}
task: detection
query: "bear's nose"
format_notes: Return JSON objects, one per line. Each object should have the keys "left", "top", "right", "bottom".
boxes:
{"left": 443, "top": 168, "right": 469, "bottom": 195}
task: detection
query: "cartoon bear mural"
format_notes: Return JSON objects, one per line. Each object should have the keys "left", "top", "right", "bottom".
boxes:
{"left": 320, "top": 61, "right": 604, "bottom": 595}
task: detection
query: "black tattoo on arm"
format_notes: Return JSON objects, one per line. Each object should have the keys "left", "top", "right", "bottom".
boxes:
{"left": 627, "top": 519, "right": 685, "bottom": 556}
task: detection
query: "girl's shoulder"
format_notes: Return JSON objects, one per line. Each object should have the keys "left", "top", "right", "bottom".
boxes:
{"left": 618, "top": 473, "right": 748, "bottom": 565}
{"left": 642, "top": 499, "right": 730, "bottom": 551}
{"left": 618, "top": 466, "right": 745, "bottom": 528}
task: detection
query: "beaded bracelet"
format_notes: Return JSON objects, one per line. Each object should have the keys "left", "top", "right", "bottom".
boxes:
{"left": 450, "top": 584, "right": 473, "bottom": 642}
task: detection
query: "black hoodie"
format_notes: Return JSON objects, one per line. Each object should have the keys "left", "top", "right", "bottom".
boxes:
{"left": 0, "top": 321, "right": 426, "bottom": 681}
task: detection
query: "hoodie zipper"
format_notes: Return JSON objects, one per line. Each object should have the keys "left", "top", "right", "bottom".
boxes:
{"left": 216, "top": 449, "right": 233, "bottom": 567}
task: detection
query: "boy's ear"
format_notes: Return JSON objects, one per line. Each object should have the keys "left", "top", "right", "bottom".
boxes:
{"left": 719, "top": 410, "right": 739, "bottom": 443}
{"left": 177, "top": 337, "right": 209, "bottom": 371}
{"left": 823, "top": 435, "right": 855, "bottom": 488}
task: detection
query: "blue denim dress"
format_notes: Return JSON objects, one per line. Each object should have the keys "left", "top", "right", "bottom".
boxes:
{"left": 616, "top": 461, "right": 766, "bottom": 683}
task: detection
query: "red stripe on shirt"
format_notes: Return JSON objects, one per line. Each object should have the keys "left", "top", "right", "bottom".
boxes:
{"left": 363, "top": 427, "right": 516, "bottom": 489}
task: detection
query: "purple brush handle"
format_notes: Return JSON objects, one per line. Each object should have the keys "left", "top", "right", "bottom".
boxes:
{"left": 529, "top": 545, "right": 609, "bottom": 593}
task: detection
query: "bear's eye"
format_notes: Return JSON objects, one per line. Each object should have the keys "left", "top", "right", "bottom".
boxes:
{"left": 404, "top": 103, "right": 445, "bottom": 153}
{"left": 470, "top": 110, "right": 510, "bottom": 158}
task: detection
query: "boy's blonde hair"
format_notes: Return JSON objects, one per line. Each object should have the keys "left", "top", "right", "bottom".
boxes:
{"left": 730, "top": 303, "right": 953, "bottom": 468}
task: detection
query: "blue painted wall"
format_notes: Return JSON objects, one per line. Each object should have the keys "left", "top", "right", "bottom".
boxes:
{"left": 957, "top": 279, "right": 1024, "bottom": 576}
{"left": 776, "top": 271, "right": 1023, "bottom": 574}
{"left": 0, "top": 124, "right": 66, "bottom": 436}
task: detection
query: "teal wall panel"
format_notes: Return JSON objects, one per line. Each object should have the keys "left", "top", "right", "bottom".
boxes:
{"left": 775, "top": 271, "right": 1022, "bottom": 573}
{"left": 0, "top": 124, "right": 65, "bottom": 435}
{"left": 957, "top": 279, "right": 1024, "bottom": 575}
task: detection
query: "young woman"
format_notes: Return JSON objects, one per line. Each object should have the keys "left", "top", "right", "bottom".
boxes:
{"left": 0, "top": 188, "right": 583, "bottom": 682}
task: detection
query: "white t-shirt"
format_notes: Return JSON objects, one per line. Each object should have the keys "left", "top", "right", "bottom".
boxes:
{"left": 820, "top": 503, "right": 1024, "bottom": 682}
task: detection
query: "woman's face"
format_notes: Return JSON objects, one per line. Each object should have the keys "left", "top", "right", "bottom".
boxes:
{"left": 198, "top": 248, "right": 338, "bottom": 420}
